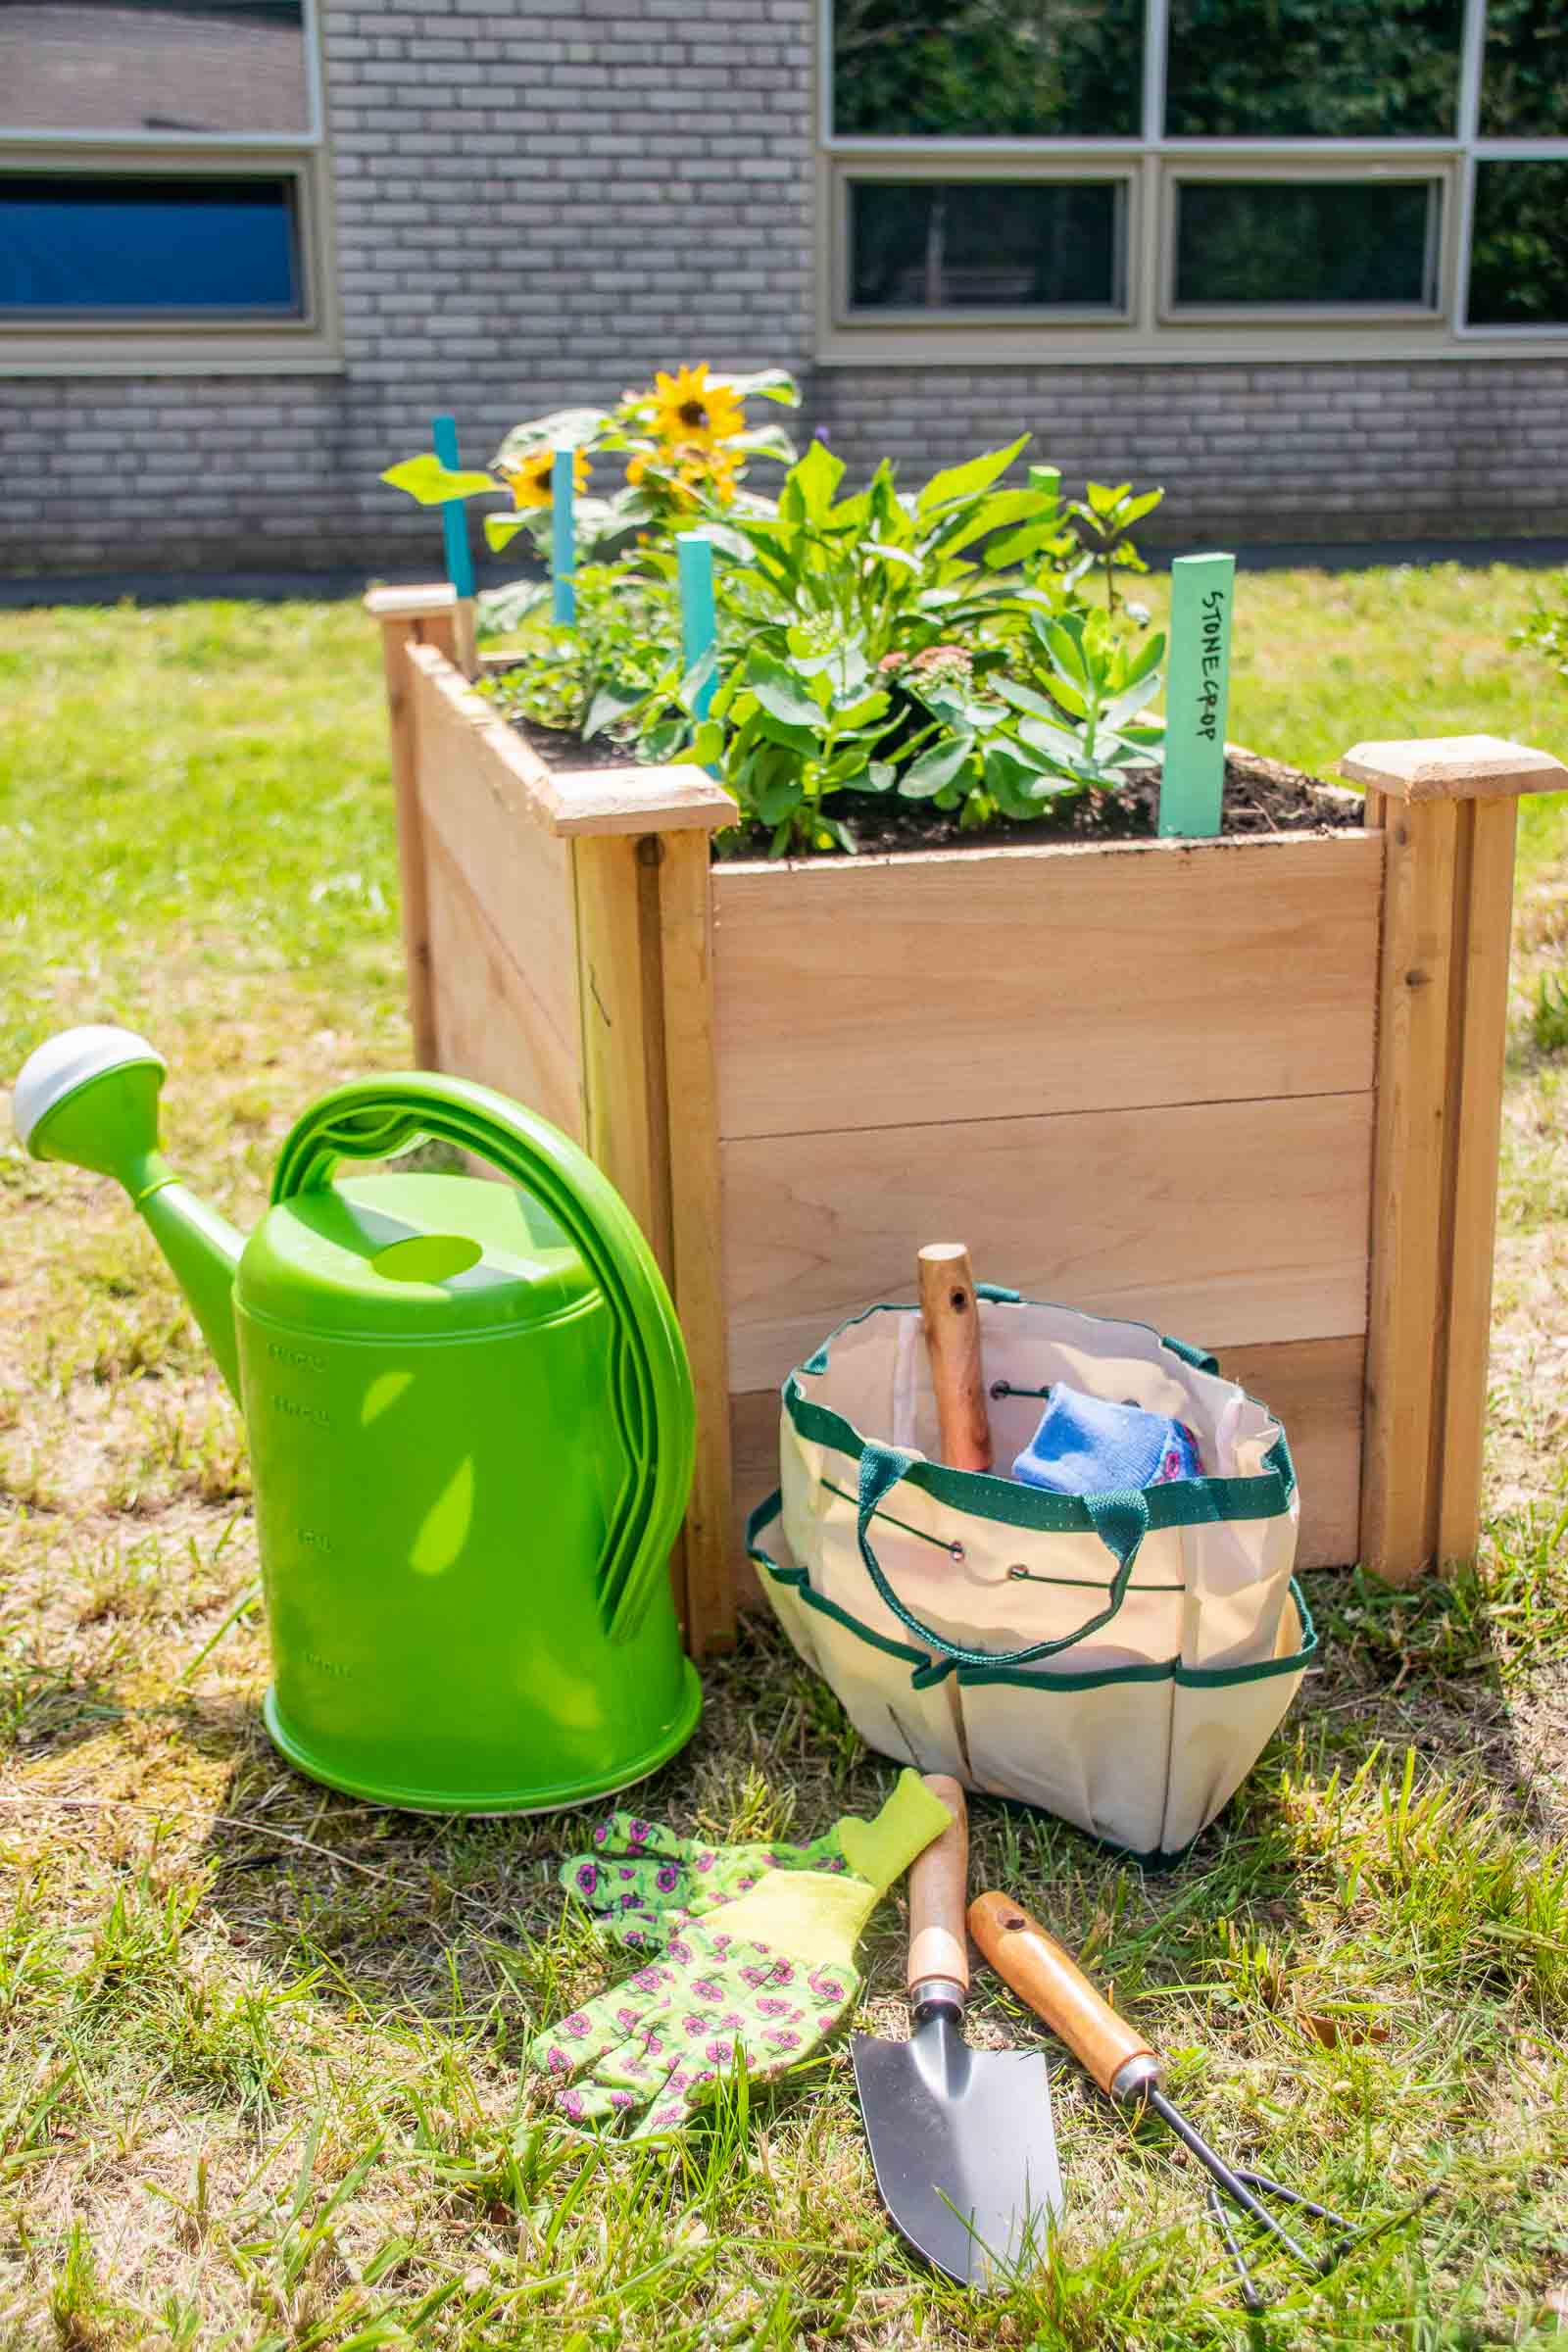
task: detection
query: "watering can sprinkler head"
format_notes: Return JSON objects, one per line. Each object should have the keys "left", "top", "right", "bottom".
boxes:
{"left": 13, "top": 1025, "right": 245, "bottom": 1397}
{"left": 13, "top": 1024, "right": 171, "bottom": 1196}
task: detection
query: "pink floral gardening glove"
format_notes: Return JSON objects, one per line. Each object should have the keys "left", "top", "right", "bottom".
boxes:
{"left": 531, "top": 1772, "right": 952, "bottom": 2134}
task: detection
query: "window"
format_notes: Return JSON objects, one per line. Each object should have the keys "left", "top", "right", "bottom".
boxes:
{"left": 850, "top": 179, "right": 1127, "bottom": 313}
{"left": 0, "top": 0, "right": 336, "bottom": 370}
{"left": 820, "top": 0, "right": 1568, "bottom": 361}
{"left": 1171, "top": 180, "right": 1442, "bottom": 313}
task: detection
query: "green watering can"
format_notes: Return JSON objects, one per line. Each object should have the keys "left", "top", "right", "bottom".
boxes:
{"left": 13, "top": 1029, "right": 701, "bottom": 1813}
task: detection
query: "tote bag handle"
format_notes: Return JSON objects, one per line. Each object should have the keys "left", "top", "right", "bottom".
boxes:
{"left": 855, "top": 1442, "right": 1151, "bottom": 1670}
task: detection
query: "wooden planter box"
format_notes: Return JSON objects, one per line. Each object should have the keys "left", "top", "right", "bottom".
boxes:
{"left": 368, "top": 584, "right": 1564, "bottom": 1657}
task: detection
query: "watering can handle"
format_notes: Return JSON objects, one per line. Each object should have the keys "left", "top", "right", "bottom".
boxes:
{"left": 270, "top": 1072, "right": 695, "bottom": 1642}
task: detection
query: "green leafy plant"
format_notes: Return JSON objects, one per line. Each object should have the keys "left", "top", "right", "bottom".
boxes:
{"left": 1061, "top": 478, "right": 1165, "bottom": 613}
{"left": 1511, "top": 576, "right": 1568, "bottom": 684}
{"left": 1531, "top": 969, "right": 1568, "bottom": 1056}
{"left": 474, "top": 435, "right": 1167, "bottom": 857}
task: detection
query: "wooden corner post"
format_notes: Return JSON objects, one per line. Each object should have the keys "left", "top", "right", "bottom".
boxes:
{"left": 1343, "top": 734, "right": 1567, "bottom": 1584}
{"left": 364, "top": 583, "right": 478, "bottom": 1068}
{"left": 558, "top": 775, "right": 736, "bottom": 1658}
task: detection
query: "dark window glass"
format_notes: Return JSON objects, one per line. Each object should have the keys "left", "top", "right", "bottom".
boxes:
{"left": 1173, "top": 180, "right": 1439, "bottom": 308}
{"left": 0, "top": 174, "right": 303, "bottom": 313}
{"left": 1165, "top": 0, "right": 1463, "bottom": 136}
{"left": 1480, "top": 0, "right": 1568, "bottom": 137}
{"left": 0, "top": 0, "right": 310, "bottom": 136}
{"left": 1467, "top": 162, "right": 1568, "bottom": 327}
{"left": 851, "top": 180, "right": 1124, "bottom": 311}
{"left": 833, "top": 0, "right": 1143, "bottom": 137}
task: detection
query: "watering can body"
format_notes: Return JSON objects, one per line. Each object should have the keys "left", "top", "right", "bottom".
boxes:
{"left": 14, "top": 1033, "right": 701, "bottom": 1813}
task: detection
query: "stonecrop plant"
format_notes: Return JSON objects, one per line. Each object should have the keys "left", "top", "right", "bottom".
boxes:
{"left": 382, "top": 363, "right": 1167, "bottom": 856}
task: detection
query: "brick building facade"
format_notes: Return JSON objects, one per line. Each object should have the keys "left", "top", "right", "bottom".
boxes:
{"left": 3, "top": 0, "right": 1566, "bottom": 578}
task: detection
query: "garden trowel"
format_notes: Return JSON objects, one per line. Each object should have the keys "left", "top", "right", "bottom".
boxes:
{"left": 853, "top": 1777, "right": 1061, "bottom": 2289}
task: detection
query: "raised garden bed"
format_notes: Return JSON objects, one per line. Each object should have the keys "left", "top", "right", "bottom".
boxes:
{"left": 368, "top": 583, "right": 1565, "bottom": 1657}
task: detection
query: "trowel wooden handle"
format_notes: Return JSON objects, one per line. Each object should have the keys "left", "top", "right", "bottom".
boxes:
{"left": 917, "top": 1244, "right": 993, "bottom": 1473}
{"left": 907, "top": 1776, "right": 968, "bottom": 1996}
{"left": 968, "top": 1891, "right": 1159, "bottom": 2100}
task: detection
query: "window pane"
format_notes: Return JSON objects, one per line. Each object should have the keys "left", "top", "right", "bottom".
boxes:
{"left": 833, "top": 0, "right": 1143, "bottom": 137}
{"left": 851, "top": 180, "right": 1124, "bottom": 311}
{"left": 0, "top": 0, "right": 310, "bottom": 135}
{"left": 0, "top": 174, "right": 303, "bottom": 313}
{"left": 1467, "top": 162, "right": 1568, "bottom": 327}
{"left": 1480, "top": 0, "right": 1568, "bottom": 137}
{"left": 1165, "top": 0, "right": 1462, "bottom": 137}
{"left": 1173, "top": 180, "right": 1439, "bottom": 308}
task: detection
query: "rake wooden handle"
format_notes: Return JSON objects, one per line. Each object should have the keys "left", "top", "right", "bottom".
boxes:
{"left": 968, "top": 1890, "right": 1159, "bottom": 2100}
{"left": 917, "top": 1244, "right": 993, "bottom": 1473}
{"left": 907, "top": 1776, "right": 968, "bottom": 1996}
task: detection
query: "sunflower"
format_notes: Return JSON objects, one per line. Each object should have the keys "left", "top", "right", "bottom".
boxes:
{"left": 652, "top": 364, "right": 744, "bottom": 455}
{"left": 502, "top": 445, "right": 589, "bottom": 510}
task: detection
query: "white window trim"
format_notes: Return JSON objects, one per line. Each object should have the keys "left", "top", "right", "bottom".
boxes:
{"left": 816, "top": 0, "right": 1568, "bottom": 365}
{"left": 0, "top": 0, "right": 341, "bottom": 374}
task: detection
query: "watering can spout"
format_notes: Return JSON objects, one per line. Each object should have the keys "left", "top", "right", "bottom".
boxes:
{"left": 12, "top": 1027, "right": 245, "bottom": 1400}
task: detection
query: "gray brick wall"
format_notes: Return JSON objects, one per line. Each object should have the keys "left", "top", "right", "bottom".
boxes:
{"left": 2, "top": 0, "right": 1566, "bottom": 576}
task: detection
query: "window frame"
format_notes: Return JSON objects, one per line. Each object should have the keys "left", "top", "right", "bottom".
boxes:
{"left": 817, "top": 0, "right": 1568, "bottom": 364}
{"left": 0, "top": 0, "right": 340, "bottom": 373}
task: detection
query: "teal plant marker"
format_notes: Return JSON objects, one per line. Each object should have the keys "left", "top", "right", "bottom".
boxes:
{"left": 1028, "top": 463, "right": 1061, "bottom": 522}
{"left": 677, "top": 532, "right": 716, "bottom": 722}
{"left": 1158, "top": 552, "right": 1235, "bottom": 839}
{"left": 430, "top": 415, "right": 475, "bottom": 599}
{"left": 552, "top": 450, "right": 575, "bottom": 624}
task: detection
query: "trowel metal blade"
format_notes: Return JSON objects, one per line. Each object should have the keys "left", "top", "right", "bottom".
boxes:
{"left": 853, "top": 2015, "right": 1061, "bottom": 2290}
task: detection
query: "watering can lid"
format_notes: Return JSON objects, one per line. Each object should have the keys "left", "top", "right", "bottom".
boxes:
{"left": 236, "top": 1170, "right": 597, "bottom": 1339}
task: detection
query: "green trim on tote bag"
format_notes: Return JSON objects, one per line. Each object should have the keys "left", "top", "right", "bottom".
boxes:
{"left": 745, "top": 1490, "right": 1318, "bottom": 1699}
{"left": 785, "top": 1298, "right": 1298, "bottom": 1532}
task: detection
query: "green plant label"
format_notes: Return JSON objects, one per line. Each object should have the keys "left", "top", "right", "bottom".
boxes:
{"left": 1158, "top": 552, "right": 1234, "bottom": 838}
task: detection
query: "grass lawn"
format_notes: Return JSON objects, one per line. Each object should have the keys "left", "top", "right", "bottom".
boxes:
{"left": 1, "top": 566, "right": 1566, "bottom": 2349}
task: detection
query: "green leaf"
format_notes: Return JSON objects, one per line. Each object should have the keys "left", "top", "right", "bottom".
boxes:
{"left": 756, "top": 711, "right": 822, "bottom": 757}
{"left": 483, "top": 510, "right": 537, "bottom": 552}
{"left": 899, "top": 732, "right": 974, "bottom": 799}
{"left": 642, "top": 717, "right": 687, "bottom": 762}
{"left": 1119, "top": 487, "right": 1164, "bottom": 525}
{"left": 831, "top": 687, "right": 892, "bottom": 731}
{"left": 1121, "top": 629, "right": 1167, "bottom": 688}
{"left": 690, "top": 719, "right": 725, "bottom": 766}
{"left": 492, "top": 407, "right": 608, "bottom": 466}
{"left": 863, "top": 760, "right": 898, "bottom": 794}
{"left": 784, "top": 439, "right": 845, "bottom": 524}
{"left": 726, "top": 423, "right": 799, "bottom": 465}
{"left": 1102, "top": 671, "right": 1163, "bottom": 731}
{"left": 984, "top": 745, "right": 1054, "bottom": 818}
{"left": 1085, "top": 480, "right": 1132, "bottom": 517}
{"left": 926, "top": 485, "right": 1044, "bottom": 557}
{"left": 381, "top": 455, "right": 499, "bottom": 507}
{"left": 983, "top": 519, "right": 1069, "bottom": 569}
{"left": 724, "top": 368, "right": 802, "bottom": 406}
{"left": 747, "top": 653, "right": 823, "bottom": 731}
{"left": 915, "top": 435, "right": 1029, "bottom": 522}
{"left": 583, "top": 681, "right": 647, "bottom": 739}
{"left": 992, "top": 675, "right": 1063, "bottom": 722}
{"left": 1018, "top": 714, "right": 1086, "bottom": 761}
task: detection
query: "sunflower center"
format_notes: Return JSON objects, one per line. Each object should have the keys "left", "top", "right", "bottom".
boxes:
{"left": 678, "top": 400, "right": 709, "bottom": 430}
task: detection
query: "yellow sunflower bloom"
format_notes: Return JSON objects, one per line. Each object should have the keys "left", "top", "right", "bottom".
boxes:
{"left": 652, "top": 364, "right": 744, "bottom": 455}
{"left": 503, "top": 445, "right": 589, "bottom": 510}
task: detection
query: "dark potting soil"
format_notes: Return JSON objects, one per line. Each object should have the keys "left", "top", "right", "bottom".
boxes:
{"left": 508, "top": 707, "right": 1362, "bottom": 856}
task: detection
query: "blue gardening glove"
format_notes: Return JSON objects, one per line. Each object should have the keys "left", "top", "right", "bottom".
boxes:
{"left": 1013, "top": 1383, "right": 1203, "bottom": 1494}
{"left": 558, "top": 1769, "right": 945, "bottom": 1950}
{"left": 531, "top": 1773, "right": 954, "bottom": 2135}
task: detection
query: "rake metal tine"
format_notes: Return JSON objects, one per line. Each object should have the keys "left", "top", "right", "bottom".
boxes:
{"left": 1204, "top": 2180, "right": 1268, "bottom": 2315}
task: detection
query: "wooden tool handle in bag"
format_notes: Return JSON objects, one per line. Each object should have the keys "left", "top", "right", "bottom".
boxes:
{"left": 907, "top": 1776, "right": 968, "bottom": 1996}
{"left": 917, "top": 1244, "right": 993, "bottom": 1473}
{"left": 968, "top": 1890, "right": 1160, "bottom": 2100}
